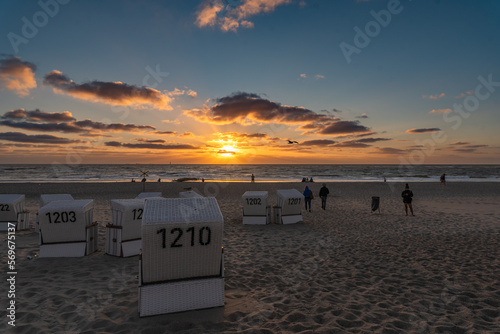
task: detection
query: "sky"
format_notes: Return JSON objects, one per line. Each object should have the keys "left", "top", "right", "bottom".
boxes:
{"left": 0, "top": 0, "right": 499, "bottom": 164}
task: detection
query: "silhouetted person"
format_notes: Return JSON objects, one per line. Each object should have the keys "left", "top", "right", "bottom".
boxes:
{"left": 251, "top": 174, "right": 255, "bottom": 183}
{"left": 158, "top": 178, "right": 161, "bottom": 182}
{"left": 131, "top": 178, "right": 135, "bottom": 182}
{"left": 303, "top": 186, "right": 313, "bottom": 212}
{"left": 310, "top": 177, "right": 314, "bottom": 182}
{"left": 440, "top": 173, "right": 446, "bottom": 185}
{"left": 319, "top": 183, "right": 329, "bottom": 210}
{"left": 401, "top": 183, "right": 414, "bottom": 216}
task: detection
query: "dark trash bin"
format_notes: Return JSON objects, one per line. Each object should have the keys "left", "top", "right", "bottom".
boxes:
{"left": 371, "top": 196, "right": 380, "bottom": 213}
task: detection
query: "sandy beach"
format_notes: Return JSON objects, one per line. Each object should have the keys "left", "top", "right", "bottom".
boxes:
{"left": 1, "top": 181, "right": 499, "bottom": 333}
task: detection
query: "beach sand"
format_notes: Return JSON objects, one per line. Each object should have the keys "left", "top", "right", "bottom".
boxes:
{"left": 1, "top": 181, "right": 499, "bottom": 333}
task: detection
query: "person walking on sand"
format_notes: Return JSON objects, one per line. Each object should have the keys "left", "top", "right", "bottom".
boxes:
{"left": 440, "top": 173, "right": 446, "bottom": 185}
{"left": 401, "top": 183, "right": 414, "bottom": 216}
{"left": 319, "top": 183, "right": 329, "bottom": 210}
{"left": 303, "top": 186, "right": 313, "bottom": 212}
{"left": 251, "top": 173, "right": 255, "bottom": 183}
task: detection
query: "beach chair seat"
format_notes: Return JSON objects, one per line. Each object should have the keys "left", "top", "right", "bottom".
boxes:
{"left": 275, "top": 189, "right": 303, "bottom": 224}
{"left": 106, "top": 198, "right": 146, "bottom": 257}
{"left": 38, "top": 199, "right": 97, "bottom": 257}
{"left": 0, "top": 194, "right": 29, "bottom": 231}
{"left": 241, "top": 191, "right": 271, "bottom": 225}
{"left": 138, "top": 197, "right": 224, "bottom": 316}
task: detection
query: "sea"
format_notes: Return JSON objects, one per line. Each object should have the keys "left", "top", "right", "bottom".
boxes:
{"left": 0, "top": 164, "right": 499, "bottom": 183}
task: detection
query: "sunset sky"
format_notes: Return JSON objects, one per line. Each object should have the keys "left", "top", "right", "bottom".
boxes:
{"left": 1, "top": 0, "right": 499, "bottom": 164}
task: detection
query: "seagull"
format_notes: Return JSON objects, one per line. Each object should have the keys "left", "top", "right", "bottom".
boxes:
{"left": 288, "top": 140, "right": 299, "bottom": 144}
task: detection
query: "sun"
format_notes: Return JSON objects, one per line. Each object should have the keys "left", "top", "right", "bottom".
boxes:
{"left": 220, "top": 145, "right": 238, "bottom": 157}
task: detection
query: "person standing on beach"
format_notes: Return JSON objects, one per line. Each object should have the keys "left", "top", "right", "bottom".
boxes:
{"left": 440, "top": 173, "right": 446, "bottom": 185}
{"left": 303, "top": 186, "right": 313, "bottom": 212}
{"left": 401, "top": 183, "right": 414, "bottom": 216}
{"left": 251, "top": 174, "right": 255, "bottom": 183}
{"left": 319, "top": 183, "right": 329, "bottom": 210}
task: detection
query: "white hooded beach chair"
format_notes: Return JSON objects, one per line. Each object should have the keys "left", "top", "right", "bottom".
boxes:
{"left": 275, "top": 189, "right": 303, "bottom": 224}
{"left": 241, "top": 191, "right": 271, "bottom": 225}
{"left": 35, "top": 194, "right": 74, "bottom": 232}
{"left": 106, "top": 198, "right": 146, "bottom": 257}
{"left": 38, "top": 199, "right": 97, "bottom": 257}
{"left": 0, "top": 194, "right": 29, "bottom": 231}
{"left": 138, "top": 197, "right": 224, "bottom": 316}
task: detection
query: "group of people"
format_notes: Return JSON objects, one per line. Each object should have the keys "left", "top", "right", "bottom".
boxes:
{"left": 302, "top": 183, "right": 330, "bottom": 212}
{"left": 302, "top": 183, "right": 416, "bottom": 216}
{"left": 301, "top": 177, "right": 314, "bottom": 182}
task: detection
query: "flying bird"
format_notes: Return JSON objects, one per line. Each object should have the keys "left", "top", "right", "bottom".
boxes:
{"left": 288, "top": 140, "right": 299, "bottom": 144}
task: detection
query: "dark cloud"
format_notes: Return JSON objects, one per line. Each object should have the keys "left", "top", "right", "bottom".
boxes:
{"left": 464, "top": 144, "right": 488, "bottom": 148}
{"left": 153, "top": 131, "right": 177, "bottom": 136}
{"left": 43, "top": 70, "right": 173, "bottom": 110}
{"left": 450, "top": 141, "right": 470, "bottom": 145}
{"left": 353, "top": 131, "right": 377, "bottom": 138}
{"left": 73, "top": 119, "right": 155, "bottom": 132}
{"left": 0, "top": 56, "right": 37, "bottom": 96}
{"left": 136, "top": 138, "right": 167, "bottom": 143}
{"left": 3, "top": 108, "right": 76, "bottom": 123}
{"left": 406, "top": 128, "right": 441, "bottom": 134}
{"left": 452, "top": 144, "right": 488, "bottom": 152}
{"left": 317, "top": 120, "right": 370, "bottom": 135}
{"left": 185, "top": 92, "right": 372, "bottom": 138}
{"left": 185, "top": 92, "right": 331, "bottom": 125}
{"left": 0, "top": 131, "right": 79, "bottom": 144}
{"left": 299, "top": 140, "right": 336, "bottom": 146}
{"left": 1, "top": 110, "right": 155, "bottom": 135}
{"left": 104, "top": 141, "right": 197, "bottom": 150}
{"left": 355, "top": 114, "right": 368, "bottom": 119}
{"left": 353, "top": 137, "right": 391, "bottom": 143}
{"left": 0, "top": 119, "right": 84, "bottom": 133}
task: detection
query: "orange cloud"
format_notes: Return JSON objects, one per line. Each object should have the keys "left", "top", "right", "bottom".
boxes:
{"left": 195, "top": 0, "right": 225, "bottom": 28}
{"left": 422, "top": 93, "right": 445, "bottom": 100}
{"left": 167, "top": 88, "right": 198, "bottom": 98}
{"left": 0, "top": 56, "right": 37, "bottom": 97}
{"left": 43, "top": 70, "right": 174, "bottom": 110}
{"left": 196, "top": 0, "right": 292, "bottom": 32}
{"left": 455, "top": 90, "right": 474, "bottom": 99}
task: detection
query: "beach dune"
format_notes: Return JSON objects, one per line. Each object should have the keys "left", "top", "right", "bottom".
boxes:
{"left": 1, "top": 181, "right": 499, "bottom": 333}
